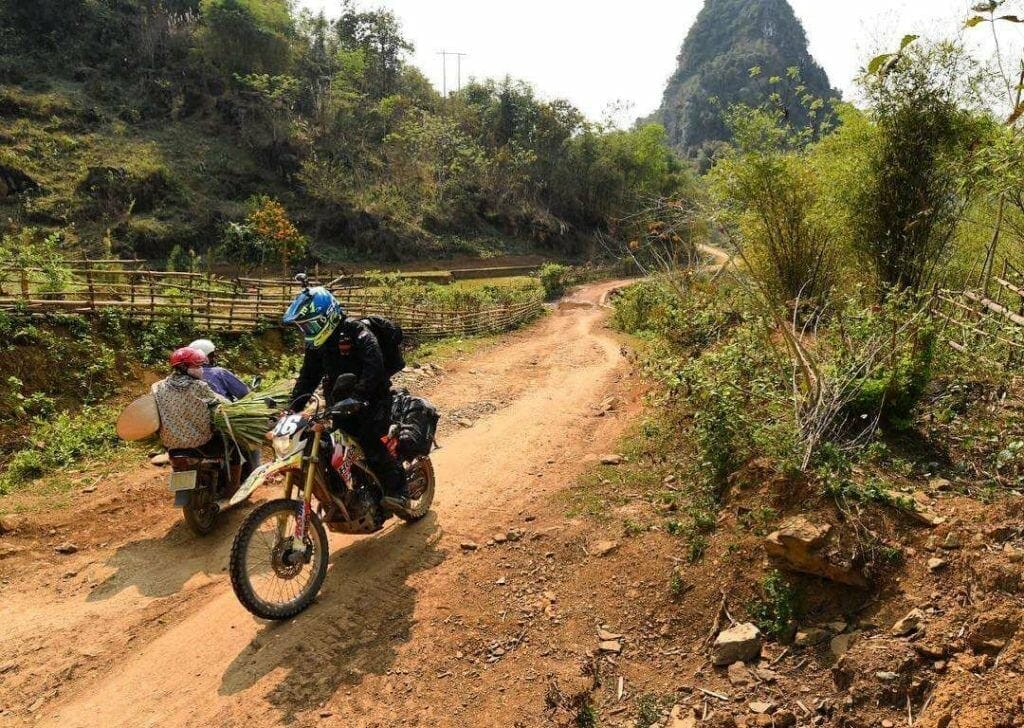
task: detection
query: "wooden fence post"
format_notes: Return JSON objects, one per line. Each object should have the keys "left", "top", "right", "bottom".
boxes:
{"left": 86, "top": 270, "right": 96, "bottom": 310}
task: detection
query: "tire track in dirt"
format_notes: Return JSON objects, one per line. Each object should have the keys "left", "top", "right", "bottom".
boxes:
{"left": 0, "top": 279, "right": 638, "bottom": 728}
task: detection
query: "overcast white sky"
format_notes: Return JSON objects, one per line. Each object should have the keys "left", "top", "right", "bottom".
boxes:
{"left": 295, "top": 1, "right": 1022, "bottom": 124}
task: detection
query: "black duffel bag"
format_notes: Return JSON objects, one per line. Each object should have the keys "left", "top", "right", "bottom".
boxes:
{"left": 391, "top": 389, "right": 440, "bottom": 459}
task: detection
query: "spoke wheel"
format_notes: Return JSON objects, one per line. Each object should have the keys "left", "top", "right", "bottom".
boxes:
{"left": 230, "top": 498, "right": 329, "bottom": 620}
{"left": 399, "top": 458, "right": 435, "bottom": 522}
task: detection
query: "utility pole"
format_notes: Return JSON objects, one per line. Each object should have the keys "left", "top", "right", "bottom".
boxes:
{"left": 437, "top": 50, "right": 449, "bottom": 98}
{"left": 454, "top": 52, "right": 468, "bottom": 92}
{"left": 437, "top": 50, "right": 468, "bottom": 98}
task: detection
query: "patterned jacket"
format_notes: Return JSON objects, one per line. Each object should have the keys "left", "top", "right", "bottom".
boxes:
{"left": 152, "top": 374, "right": 225, "bottom": 450}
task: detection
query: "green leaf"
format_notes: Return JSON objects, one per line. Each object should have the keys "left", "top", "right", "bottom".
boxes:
{"left": 899, "top": 34, "right": 919, "bottom": 50}
{"left": 867, "top": 53, "right": 894, "bottom": 75}
{"left": 965, "top": 15, "right": 988, "bottom": 27}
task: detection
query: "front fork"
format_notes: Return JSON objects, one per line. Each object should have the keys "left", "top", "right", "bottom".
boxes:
{"left": 277, "top": 429, "right": 322, "bottom": 552}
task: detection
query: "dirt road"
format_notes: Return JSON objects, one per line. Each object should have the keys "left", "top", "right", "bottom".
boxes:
{"left": 0, "top": 280, "right": 639, "bottom": 728}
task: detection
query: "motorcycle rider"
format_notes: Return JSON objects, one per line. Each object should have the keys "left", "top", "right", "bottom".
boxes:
{"left": 187, "top": 338, "right": 250, "bottom": 402}
{"left": 152, "top": 347, "right": 228, "bottom": 456}
{"left": 283, "top": 284, "right": 410, "bottom": 514}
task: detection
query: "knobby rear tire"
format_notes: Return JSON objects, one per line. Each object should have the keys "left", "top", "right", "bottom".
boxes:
{"left": 229, "top": 498, "right": 330, "bottom": 621}
{"left": 182, "top": 489, "right": 218, "bottom": 536}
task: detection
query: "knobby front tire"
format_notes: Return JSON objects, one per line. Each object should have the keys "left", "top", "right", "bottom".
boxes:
{"left": 229, "top": 498, "right": 330, "bottom": 620}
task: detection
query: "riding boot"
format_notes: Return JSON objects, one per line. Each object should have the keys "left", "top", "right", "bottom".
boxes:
{"left": 377, "top": 458, "right": 410, "bottom": 514}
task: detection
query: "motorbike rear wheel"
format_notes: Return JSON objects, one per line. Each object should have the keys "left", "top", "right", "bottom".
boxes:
{"left": 182, "top": 488, "right": 218, "bottom": 536}
{"left": 399, "top": 457, "right": 435, "bottom": 522}
{"left": 229, "top": 498, "right": 330, "bottom": 620}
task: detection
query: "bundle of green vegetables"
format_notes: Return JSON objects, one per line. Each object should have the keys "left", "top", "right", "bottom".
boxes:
{"left": 212, "top": 378, "right": 294, "bottom": 449}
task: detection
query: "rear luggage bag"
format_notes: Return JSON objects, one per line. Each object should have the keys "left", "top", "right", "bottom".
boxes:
{"left": 391, "top": 389, "right": 440, "bottom": 459}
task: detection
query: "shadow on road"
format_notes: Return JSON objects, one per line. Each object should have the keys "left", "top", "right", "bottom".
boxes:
{"left": 218, "top": 512, "right": 444, "bottom": 724}
{"left": 86, "top": 504, "right": 252, "bottom": 602}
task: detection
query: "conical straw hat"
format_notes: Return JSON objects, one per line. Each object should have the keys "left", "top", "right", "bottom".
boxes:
{"left": 116, "top": 394, "right": 160, "bottom": 441}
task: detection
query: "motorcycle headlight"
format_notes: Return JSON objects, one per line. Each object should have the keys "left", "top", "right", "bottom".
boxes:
{"left": 272, "top": 436, "right": 293, "bottom": 458}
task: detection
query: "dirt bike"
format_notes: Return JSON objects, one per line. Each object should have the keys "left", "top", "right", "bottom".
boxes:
{"left": 227, "top": 374, "right": 436, "bottom": 620}
{"left": 165, "top": 377, "right": 263, "bottom": 536}
{"left": 167, "top": 446, "right": 247, "bottom": 535}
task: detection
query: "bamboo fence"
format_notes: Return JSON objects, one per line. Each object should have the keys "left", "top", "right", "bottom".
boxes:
{"left": 932, "top": 259, "right": 1024, "bottom": 369}
{"left": 0, "top": 265, "right": 545, "bottom": 340}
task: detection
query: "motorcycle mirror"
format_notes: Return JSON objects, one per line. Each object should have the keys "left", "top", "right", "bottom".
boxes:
{"left": 294, "top": 272, "right": 309, "bottom": 291}
{"left": 250, "top": 376, "right": 263, "bottom": 391}
{"left": 331, "top": 373, "right": 357, "bottom": 401}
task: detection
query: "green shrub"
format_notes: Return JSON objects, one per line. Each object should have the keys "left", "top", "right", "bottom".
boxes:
{"left": 0, "top": 405, "right": 123, "bottom": 491}
{"left": 748, "top": 570, "right": 799, "bottom": 639}
{"left": 537, "top": 263, "right": 570, "bottom": 300}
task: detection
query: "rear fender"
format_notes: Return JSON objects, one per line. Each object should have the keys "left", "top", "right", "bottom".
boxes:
{"left": 229, "top": 453, "right": 302, "bottom": 506}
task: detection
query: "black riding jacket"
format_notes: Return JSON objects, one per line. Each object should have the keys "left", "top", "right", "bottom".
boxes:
{"left": 290, "top": 318, "right": 390, "bottom": 410}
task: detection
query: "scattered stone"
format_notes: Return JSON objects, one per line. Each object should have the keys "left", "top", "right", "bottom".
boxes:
{"left": 882, "top": 721, "right": 895, "bottom": 728}
{"left": 506, "top": 529, "right": 523, "bottom": 542}
{"left": 794, "top": 627, "right": 830, "bottom": 647}
{"left": 459, "top": 541, "right": 479, "bottom": 551}
{"left": 591, "top": 540, "right": 620, "bottom": 557}
{"left": 663, "top": 474, "right": 677, "bottom": 485}
{"left": 493, "top": 533, "right": 508, "bottom": 544}
{"left": 150, "top": 452, "right": 170, "bottom": 467}
{"left": 712, "top": 622, "right": 762, "bottom": 666}
{"left": 727, "top": 661, "right": 757, "bottom": 687}
{"left": 598, "top": 640, "right": 622, "bottom": 654}
{"left": 749, "top": 701, "right": 775, "bottom": 714}
{"left": 0, "top": 515, "right": 26, "bottom": 534}
{"left": 600, "top": 454, "right": 624, "bottom": 466}
{"left": 54, "top": 543, "right": 78, "bottom": 555}
{"left": 668, "top": 706, "right": 698, "bottom": 728}
{"left": 598, "top": 629, "right": 622, "bottom": 642}
{"left": 891, "top": 608, "right": 925, "bottom": 637}
{"left": 826, "top": 620, "right": 848, "bottom": 634}
{"left": 830, "top": 632, "right": 858, "bottom": 658}
{"left": 927, "top": 557, "right": 947, "bottom": 573}
{"left": 941, "top": 532, "right": 962, "bottom": 550}
{"left": 929, "top": 478, "right": 952, "bottom": 491}
{"left": 319, "top": 710, "right": 333, "bottom": 718}
{"left": 81, "top": 485, "right": 97, "bottom": 494}
{"left": 495, "top": 577, "right": 506, "bottom": 586}
{"left": 457, "top": 419, "right": 474, "bottom": 428}
{"left": 875, "top": 671, "right": 898, "bottom": 682}
{"left": 933, "top": 660, "right": 947, "bottom": 672}
{"left": 764, "top": 517, "right": 868, "bottom": 587}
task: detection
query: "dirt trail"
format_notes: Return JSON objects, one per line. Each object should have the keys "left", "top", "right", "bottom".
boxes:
{"left": 0, "top": 279, "right": 639, "bottom": 728}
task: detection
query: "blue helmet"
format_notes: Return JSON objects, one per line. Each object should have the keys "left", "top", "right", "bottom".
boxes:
{"left": 283, "top": 286, "right": 344, "bottom": 348}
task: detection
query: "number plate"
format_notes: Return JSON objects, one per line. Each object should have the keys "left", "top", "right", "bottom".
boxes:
{"left": 168, "top": 470, "right": 198, "bottom": 492}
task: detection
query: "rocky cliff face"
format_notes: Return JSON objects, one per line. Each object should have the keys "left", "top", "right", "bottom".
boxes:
{"left": 651, "top": 0, "right": 838, "bottom": 162}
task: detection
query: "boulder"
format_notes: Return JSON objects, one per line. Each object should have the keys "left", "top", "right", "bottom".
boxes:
{"left": 764, "top": 516, "right": 868, "bottom": 587}
{"left": 712, "top": 622, "right": 762, "bottom": 666}
{"left": 600, "top": 454, "right": 624, "bottom": 466}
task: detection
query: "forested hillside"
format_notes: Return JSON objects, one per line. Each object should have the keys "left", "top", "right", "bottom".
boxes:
{"left": 0, "top": 0, "right": 688, "bottom": 266}
{"left": 651, "top": 0, "right": 837, "bottom": 166}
